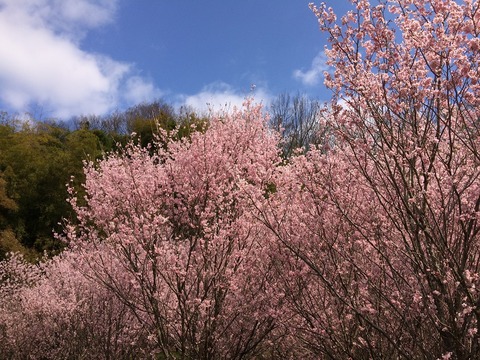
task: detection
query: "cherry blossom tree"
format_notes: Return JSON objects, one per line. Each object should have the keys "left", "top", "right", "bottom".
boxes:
{"left": 0, "top": 251, "right": 146, "bottom": 359}
{"left": 254, "top": 0, "right": 480, "bottom": 358}
{"left": 64, "top": 102, "right": 286, "bottom": 359}
{"left": 0, "top": 102, "right": 289, "bottom": 359}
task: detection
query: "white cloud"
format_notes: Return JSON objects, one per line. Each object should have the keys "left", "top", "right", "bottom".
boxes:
{"left": 293, "top": 51, "right": 329, "bottom": 86}
{"left": 52, "top": 0, "right": 118, "bottom": 30}
{"left": 179, "top": 82, "right": 271, "bottom": 114}
{"left": 0, "top": 0, "right": 162, "bottom": 118}
{"left": 123, "top": 76, "right": 164, "bottom": 105}
{"left": 0, "top": 0, "right": 117, "bottom": 40}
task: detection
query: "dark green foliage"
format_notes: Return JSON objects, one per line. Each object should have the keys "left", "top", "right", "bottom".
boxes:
{"left": 0, "top": 121, "right": 109, "bottom": 258}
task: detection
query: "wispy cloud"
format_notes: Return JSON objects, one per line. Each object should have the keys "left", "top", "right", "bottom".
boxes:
{"left": 0, "top": 0, "right": 162, "bottom": 118}
{"left": 123, "top": 76, "right": 163, "bottom": 106}
{"left": 178, "top": 82, "right": 271, "bottom": 114}
{"left": 293, "top": 51, "right": 329, "bottom": 86}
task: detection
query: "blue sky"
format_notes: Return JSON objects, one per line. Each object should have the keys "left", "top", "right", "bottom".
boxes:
{"left": 0, "top": 0, "right": 350, "bottom": 119}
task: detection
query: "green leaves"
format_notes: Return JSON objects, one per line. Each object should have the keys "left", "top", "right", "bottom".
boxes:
{"left": 0, "top": 122, "right": 107, "bottom": 256}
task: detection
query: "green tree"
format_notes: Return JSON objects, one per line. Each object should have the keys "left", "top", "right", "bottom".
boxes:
{"left": 0, "top": 122, "right": 73, "bottom": 254}
{"left": 125, "top": 101, "right": 177, "bottom": 148}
